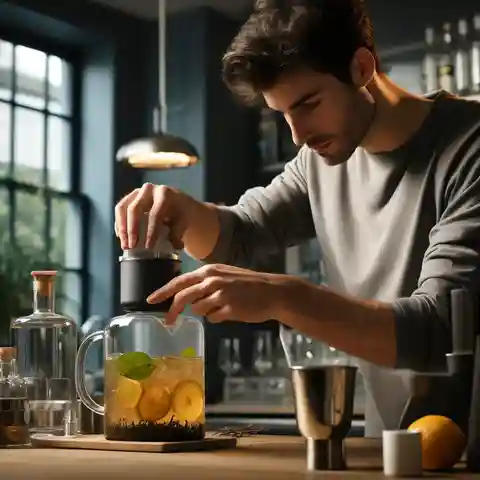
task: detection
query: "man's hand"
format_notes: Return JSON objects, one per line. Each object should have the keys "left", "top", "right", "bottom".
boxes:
{"left": 147, "top": 262, "right": 397, "bottom": 367}
{"left": 146, "top": 263, "right": 297, "bottom": 325}
{"left": 114, "top": 183, "right": 221, "bottom": 260}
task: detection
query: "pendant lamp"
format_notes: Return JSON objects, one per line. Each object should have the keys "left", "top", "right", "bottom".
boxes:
{"left": 116, "top": 0, "right": 199, "bottom": 169}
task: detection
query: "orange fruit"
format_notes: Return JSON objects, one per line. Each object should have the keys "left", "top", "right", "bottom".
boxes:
{"left": 138, "top": 385, "right": 171, "bottom": 422}
{"left": 171, "top": 380, "right": 204, "bottom": 423}
{"left": 407, "top": 415, "right": 466, "bottom": 470}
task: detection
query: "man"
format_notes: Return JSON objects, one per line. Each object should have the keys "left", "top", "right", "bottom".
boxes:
{"left": 115, "top": 0, "right": 480, "bottom": 437}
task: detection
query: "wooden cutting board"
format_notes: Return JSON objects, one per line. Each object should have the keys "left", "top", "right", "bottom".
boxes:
{"left": 31, "top": 433, "right": 237, "bottom": 453}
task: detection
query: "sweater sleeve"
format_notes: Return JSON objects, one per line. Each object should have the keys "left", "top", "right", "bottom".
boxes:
{"left": 203, "top": 147, "right": 316, "bottom": 268}
{"left": 393, "top": 127, "right": 480, "bottom": 372}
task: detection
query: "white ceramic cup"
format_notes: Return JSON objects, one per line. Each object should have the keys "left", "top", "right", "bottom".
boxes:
{"left": 382, "top": 429, "right": 423, "bottom": 477}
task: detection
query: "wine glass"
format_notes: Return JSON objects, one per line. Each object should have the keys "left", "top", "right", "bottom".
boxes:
{"left": 218, "top": 337, "right": 241, "bottom": 377}
{"left": 253, "top": 331, "right": 273, "bottom": 376}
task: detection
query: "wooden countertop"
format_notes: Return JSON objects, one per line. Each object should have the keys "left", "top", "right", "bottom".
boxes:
{"left": 0, "top": 435, "right": 477, "bottom": 479}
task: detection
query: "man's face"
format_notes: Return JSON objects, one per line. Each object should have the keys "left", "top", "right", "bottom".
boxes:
{"left": 262, "top": 63, "right": 375, "bottom": 166}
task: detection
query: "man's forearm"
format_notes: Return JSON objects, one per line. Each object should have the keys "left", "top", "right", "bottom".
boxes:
{"left": 277, "top": 279, "right": 397, "bottom": 368}
{"left": 181, "top": 197, "right": 221, "bottom": 261}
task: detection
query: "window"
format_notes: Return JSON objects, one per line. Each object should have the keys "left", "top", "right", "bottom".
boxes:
{"left": 0, "top": 37, "right": 88, "bottom": 322}
{"left": 258, "top": 108, "right": 299, "bottom": 173}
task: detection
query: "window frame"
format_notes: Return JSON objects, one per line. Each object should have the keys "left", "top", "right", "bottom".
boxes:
{"left": 0, "top": 26, "right": 90, "bottom": 322}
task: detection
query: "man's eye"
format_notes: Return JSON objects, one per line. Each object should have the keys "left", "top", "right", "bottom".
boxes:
{"left": 304, "top": 100, "right": 321, "bottom": 110}
{"left": 298, "top": 100, "right": 321, "bottom": 113}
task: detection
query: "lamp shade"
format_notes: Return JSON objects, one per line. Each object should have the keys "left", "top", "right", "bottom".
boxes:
{"left": 116, "top": 133, "right": 199, "bottom": 169}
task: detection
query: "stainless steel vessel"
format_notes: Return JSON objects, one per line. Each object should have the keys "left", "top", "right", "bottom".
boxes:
{"left": 291, "top": 364, "right": 357, "bottom": 471}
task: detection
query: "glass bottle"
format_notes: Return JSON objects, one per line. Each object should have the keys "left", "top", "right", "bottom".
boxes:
{"left": 0, "top": 347, "right": 30, "bottom": 448}
{"left": 455, "top": 18, "right": 472, "bottom": 96}
{"left": 76, "top": 220, "right": 205, "bottom": 442}
{"left": 10, "top": 271, "right": 78, "bottom": 436}
{"left": 422, "top": 26, "right": 440, "bottom": 93}
{"left": 471, "top": 13, "right": 480, "bottom": 93}
{"left": 438, "top": 22, "right": 456, "bottom": 93}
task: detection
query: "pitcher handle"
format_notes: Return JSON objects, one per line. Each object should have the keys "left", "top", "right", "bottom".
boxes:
{"left": 75, "top": 330, "right": 104, "bottom": 416}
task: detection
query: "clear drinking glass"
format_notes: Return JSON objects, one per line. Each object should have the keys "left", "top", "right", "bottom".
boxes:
{"left": 253, "top": 331, "right": 273, "bottom": 376}
{"left": 0, "top": 347, "right": 31, "bottom": 447}
{"left": 218, "top": 337, "right": 241, "bottom": 376}
{"left": 279, "top": 324, "right": 355, "bottom": 367}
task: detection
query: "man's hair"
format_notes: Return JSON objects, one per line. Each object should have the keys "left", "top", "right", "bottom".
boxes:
{"left": 222, "top": 0, "right": 379, "bottom": 105}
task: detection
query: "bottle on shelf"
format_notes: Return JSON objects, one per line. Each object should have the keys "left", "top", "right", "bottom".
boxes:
{"left": 455, "top": 18, "right": 472, "bottom": 96}
{"left": 438, "top": 22, "right": 457, "bottom": 93}
{"left": 422, "top": 26, "right": 440, "bottom": 93}
{"left": 10, "top": 271, "right": 78, "bottom": 437}
{"left": 471, "top": 13, "right": 480, "bottom": 94}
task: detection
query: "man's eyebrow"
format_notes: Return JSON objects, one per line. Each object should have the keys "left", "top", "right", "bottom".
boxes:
{"left": 288, "top": 89, "right": 321, "bottom": 111}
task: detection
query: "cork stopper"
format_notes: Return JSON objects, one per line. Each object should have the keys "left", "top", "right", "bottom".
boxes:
{"left": 31, "top": 270, "right": 57, "bottom": 297}
{"left": 0, "top": 347, "right": 16, "bottom": 362}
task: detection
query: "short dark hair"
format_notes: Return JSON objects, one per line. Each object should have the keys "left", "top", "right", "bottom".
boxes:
{"left": 222, "top": 0, "right": 379, "bottom": 105}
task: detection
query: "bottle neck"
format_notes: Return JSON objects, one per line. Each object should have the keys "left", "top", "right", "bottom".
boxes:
{"left": 33, "top": 279, "right": 55, "bottom": 313}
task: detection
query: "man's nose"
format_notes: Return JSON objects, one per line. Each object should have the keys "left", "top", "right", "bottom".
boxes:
{"left": 287, "top": 118, "right": 307, "bottom": 147}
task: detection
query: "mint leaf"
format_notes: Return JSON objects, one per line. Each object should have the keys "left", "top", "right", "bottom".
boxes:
{"left": 124, "top": 363, "right": 156, "bottom": 381}
{"left": 181, "top": 347, "right": 197, "bottom": 358}
{"left": 117, "top": 352, "right": 155, "bottom": 380}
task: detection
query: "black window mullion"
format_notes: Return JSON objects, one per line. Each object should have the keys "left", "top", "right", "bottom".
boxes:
{"left": 0, "top": 100, "right": 70, "bottom": 119}
{"left": 44, "top": 55, "right": 51, "bottom": 261}
{"left": 8, "top": 42, "right": 17, "bottom": 246}
{"left": 0, "top": 34, "right": 88, "bottom": 322}
{"left": 70, "top": 61, "right": 82, "bottom": 193}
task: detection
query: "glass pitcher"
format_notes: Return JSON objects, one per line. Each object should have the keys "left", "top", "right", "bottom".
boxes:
{"left": 76, "top": 220, "right": 205, "bottom": 442}
{"left": 75, "top": 312, "right": 205, "bottom": 442}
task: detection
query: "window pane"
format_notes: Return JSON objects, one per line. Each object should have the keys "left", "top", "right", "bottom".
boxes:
{"left": 14, "top": 45, "right": 46, "bottom": 109}
{"left": 15, "top": 190, "right": 47, "bottom": 258}
{"left": 50, "top": 198, "right": 82, "bottom": 269}
{"left": 259, "top": 108, "right": 278, "bottom": 168}
{"left": 280, "top": 118, "right": 299, "bottom": 164}
{"left": 47, "top": 116, "right": 71, "bottom": 190}
{"left": 0, "top": 102, "right": 11, "bottom": 177}
{"left": 48, "top": 56, "right": 72, "bottom": 116}
{"left": 14, "top": 107, "right": 45, "bottom": 184}
{"left": 0, "top": 186, "right": 9, "bottom": 245}
{"left": 0, "top": 40, "right": 13, "bottom": 100}
{"left": 56, "top": 271, "right": 82, "bottom": 322}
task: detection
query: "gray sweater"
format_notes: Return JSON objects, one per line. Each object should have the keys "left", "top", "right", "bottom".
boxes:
{"left": 205, "top": 91, "right": 480, "bottom": 436}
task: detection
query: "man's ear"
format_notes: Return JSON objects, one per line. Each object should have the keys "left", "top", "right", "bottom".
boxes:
{"left": 350, "top": 47, "right": 375, "bottom": 89}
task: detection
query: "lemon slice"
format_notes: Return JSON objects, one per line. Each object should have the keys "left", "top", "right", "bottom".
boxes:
{"left": 171, "top": 380, "right": 204, "bottom": 423}
{"left": 108, "top": 404, "right": 141, "bottom": 426}
{"left": 116, "top": 376, "right": 143, "bottom": 409}
{"left": 138, "top": 385, "right": 171, "bottom": 422}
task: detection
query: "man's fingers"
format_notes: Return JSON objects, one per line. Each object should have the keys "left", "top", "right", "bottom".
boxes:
{"left": 126, "top": 183, "right": 155, "bottom": 248}
{"left": 146, "top": 271, "right": 204, "bottom": 304}
{"left": 169, "top": 283, "right": 206, "bottom": 321}
{"left": 190, "top": 290, "right": 224, "bottom": 318}
{"left": 146, "top": 186, "right": 171, "bottom": 249}
{"left": 114, "top": 189, "right": 139, "bottom": 249}
{"left": 206, "top": 304, "right": 232, "bottom": 323}
{"left": 164, "top": 282, "right": 220, "bottom": 324}
{"left": 167, "top": 215, "right": 187, "bottom": 250}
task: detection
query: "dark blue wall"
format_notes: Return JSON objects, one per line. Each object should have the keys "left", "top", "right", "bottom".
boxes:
{"left": 0, "top": 0, "right": 152, "bottom": 321}
{"left": 143, "top": 7, "right": 259, "bottom": 275}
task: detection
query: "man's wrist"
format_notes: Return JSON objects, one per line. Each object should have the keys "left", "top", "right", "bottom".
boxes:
{"left": 270, "top": 274, "right": 313, "bottom": 325}
{"left": 269, "top": 276, "right": 397, "bottom": 367}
